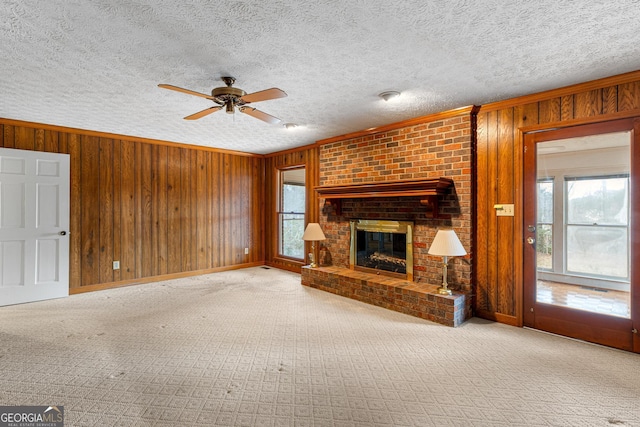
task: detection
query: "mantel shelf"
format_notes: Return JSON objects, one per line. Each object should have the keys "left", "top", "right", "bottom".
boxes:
{"left": 315, "top": 177, "right": 453, "bottom": 217}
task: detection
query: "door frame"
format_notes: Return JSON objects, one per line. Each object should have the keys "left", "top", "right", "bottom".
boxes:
{"left": 522, "top": 117, "right": 640, "bottom": 353}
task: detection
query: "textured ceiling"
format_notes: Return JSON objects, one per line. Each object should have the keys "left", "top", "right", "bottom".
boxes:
{"left": 2, "top": 1, "right": 640, "bottom": 154}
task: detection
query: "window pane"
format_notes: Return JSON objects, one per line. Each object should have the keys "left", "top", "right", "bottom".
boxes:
{"left": 280, "top": 213, "right": 305, "bottom": 258}
{"left": 566, "top": 177, "right": 628, "bottom": 225}
{"left": 536, "top": 224, "right": 552, "bottom": 270}
{"left": 537, "top": 180, "right": 553, "bottom": 223}
{"left": 282, "top": 183, "right": 305, "bottom": 212}
{"left": 566, "top": 225, "right": 628, "bottom": 278}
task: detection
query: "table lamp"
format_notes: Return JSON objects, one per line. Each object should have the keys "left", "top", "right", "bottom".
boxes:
{"left": 302, "top": 223, "right": 326, "bottom": 268}
{"left": 428, "top": 228, "right": 467, "bottom": 295}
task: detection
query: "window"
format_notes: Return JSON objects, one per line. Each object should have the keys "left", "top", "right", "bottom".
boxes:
{"left": 536, "top": 173, "right": 630, "bottom": 281}
{"left": 565, "top": 175, "right": 629, "bottom": 279}
{"left": 278, "top": 168, "right": 306, "bottom": 259}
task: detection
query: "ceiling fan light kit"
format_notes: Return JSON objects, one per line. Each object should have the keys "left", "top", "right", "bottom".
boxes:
{"left": 158, "top": 76, "right": 287, "bottom": 124}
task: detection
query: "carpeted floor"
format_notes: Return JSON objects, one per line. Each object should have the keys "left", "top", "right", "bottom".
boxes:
{"left": 0, "top": 267, "right": 639, "bottom": 426}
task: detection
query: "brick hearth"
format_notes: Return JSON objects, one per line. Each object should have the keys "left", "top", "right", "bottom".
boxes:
{"left": 301, "top": 266, "right": 469, "bottom": 327}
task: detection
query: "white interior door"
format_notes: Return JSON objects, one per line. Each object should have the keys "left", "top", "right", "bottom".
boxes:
{"left": 0, "top": 148, "right": 70, "bottom": 306}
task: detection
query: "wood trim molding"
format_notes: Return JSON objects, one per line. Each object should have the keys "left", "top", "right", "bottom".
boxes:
{"left": 518, "top": 108, "right": 640, "bottom": 134}
{"left": 264, "top": 141, "right": 319, "bottom": 158}
{"left": 0, "top": 117, "right": 263, "bottom": 157}
{"left": 475, "top": 309, "right": 521, "bottom": 327}
{"left": 266, "top": 259, "right": 304, "bottom": 274}
{"left": 480, "top": 69, "right": 640, "bottom": 113}
{"left": 316, "top": 105, "right": 477, "bottom": 146}
{"left": 69, "top": 262, "right": 265, "bottom": 295}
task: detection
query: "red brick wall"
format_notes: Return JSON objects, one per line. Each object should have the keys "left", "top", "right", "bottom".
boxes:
{"left": 317, "top": 113, "right": 473, "bottom": 292}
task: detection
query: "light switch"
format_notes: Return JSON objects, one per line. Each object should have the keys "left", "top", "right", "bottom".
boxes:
{"left": 495, "top": 204, "right": 514, "bottom": 216}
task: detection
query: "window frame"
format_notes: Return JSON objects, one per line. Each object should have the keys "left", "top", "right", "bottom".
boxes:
{"left": 276, "top": 166, "right": 306, "bottom": 260}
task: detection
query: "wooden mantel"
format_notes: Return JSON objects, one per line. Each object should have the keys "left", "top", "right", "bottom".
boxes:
{"left": 315, "top": 177, "right": 453, "bottom": 216}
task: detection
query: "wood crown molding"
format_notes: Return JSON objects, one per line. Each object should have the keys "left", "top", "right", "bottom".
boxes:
{"left": 0, "top": 117, "right": 263, "bottom": 158}
{"left": 479, "top": 69, "right": 640, "bottom": 113}
{"left": 264, "top": 142, "right": 319, "bottom": 158}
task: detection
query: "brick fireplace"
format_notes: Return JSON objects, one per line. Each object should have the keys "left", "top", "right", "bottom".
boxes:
{"left": 301, "top": 108, "right": 476, "bottom": 326}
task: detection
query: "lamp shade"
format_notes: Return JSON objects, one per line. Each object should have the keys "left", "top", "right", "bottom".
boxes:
{"left": 302, "top": 223, "right": 326, "bottom": 241}
{"left": 428, "top": 229, "right": 466, "bottom": 257}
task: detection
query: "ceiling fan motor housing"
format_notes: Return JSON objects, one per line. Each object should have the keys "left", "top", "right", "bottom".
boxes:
{"left": 211, "top": 86, "right": 247, "bottom": 112}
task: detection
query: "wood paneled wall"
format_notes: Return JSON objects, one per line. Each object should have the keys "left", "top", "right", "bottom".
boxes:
{"left": 5, "top": 70, "right": 640, "bottom": 308}
{"left": 475, "top": 70, "right": 640, "bottom": 325}
{"left": 0, "top": 119, "right": 264, "bottom": 292}
{"left": 264, "top": 145, "right": 320, "bottom": 272}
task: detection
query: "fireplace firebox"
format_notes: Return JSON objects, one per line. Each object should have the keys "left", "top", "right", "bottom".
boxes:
{"left": 349, "top": 220, "right": 413, "bottom": 281}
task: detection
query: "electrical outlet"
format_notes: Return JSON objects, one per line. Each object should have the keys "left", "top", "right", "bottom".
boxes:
{"left": 113, "top": 260, "right": 120, "bottom": 270}
{"left": 244, "top": 248, "right": 249, "bottom": 255}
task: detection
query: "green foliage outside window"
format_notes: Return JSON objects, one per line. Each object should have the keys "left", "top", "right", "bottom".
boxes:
{"left": 537, "top": 180, "right": 553, "bottom": 269}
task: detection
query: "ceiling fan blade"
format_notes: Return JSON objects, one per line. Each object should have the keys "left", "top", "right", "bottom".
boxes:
{"left": 239, "top": 107, "right": 282, "bottom": 124}
{"left": 184, "top": 106, "right": 223, "bottom": 120}
{"left": 240, "top": 88, "right": 287, "bottom": 103}
{"left": 158, "top": 84, "right": 214, "bottom": 100}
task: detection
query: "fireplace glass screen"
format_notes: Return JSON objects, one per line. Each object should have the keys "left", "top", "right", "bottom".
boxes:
{"left": 356, "top": 230, "right": 407, "bottom": 274}
{"left": 350, "top": 220, "right": 413, "bottom": 280}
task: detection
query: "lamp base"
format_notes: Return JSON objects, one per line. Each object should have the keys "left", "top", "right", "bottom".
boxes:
{"left": 437, "top": 259, "right": 452, "bottom": 295}
{"left": 437, "top": 286, "right": 452, "bottom": 295}
{"left": 308, "top": 251, "right": 317, "bottom": 268}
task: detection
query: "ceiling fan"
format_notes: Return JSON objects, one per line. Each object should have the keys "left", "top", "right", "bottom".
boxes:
{"left": 158, "top": 76, "right": 287, "bottom": 124}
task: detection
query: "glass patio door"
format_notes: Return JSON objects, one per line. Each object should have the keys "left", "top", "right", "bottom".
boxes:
{"left": 523, "top": 119, "right": 640, "bottom": 352}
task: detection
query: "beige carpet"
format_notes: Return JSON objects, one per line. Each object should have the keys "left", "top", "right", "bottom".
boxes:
{"left": 0, "top": 267, "right": 639, "bottom": 426}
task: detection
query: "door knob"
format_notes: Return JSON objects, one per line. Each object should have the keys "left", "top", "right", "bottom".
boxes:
{"left": 59, "top": 231, "right": 67, "bottom": 236}
{"left": 526, "top": 237, "right": 535, "bottom": 245}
